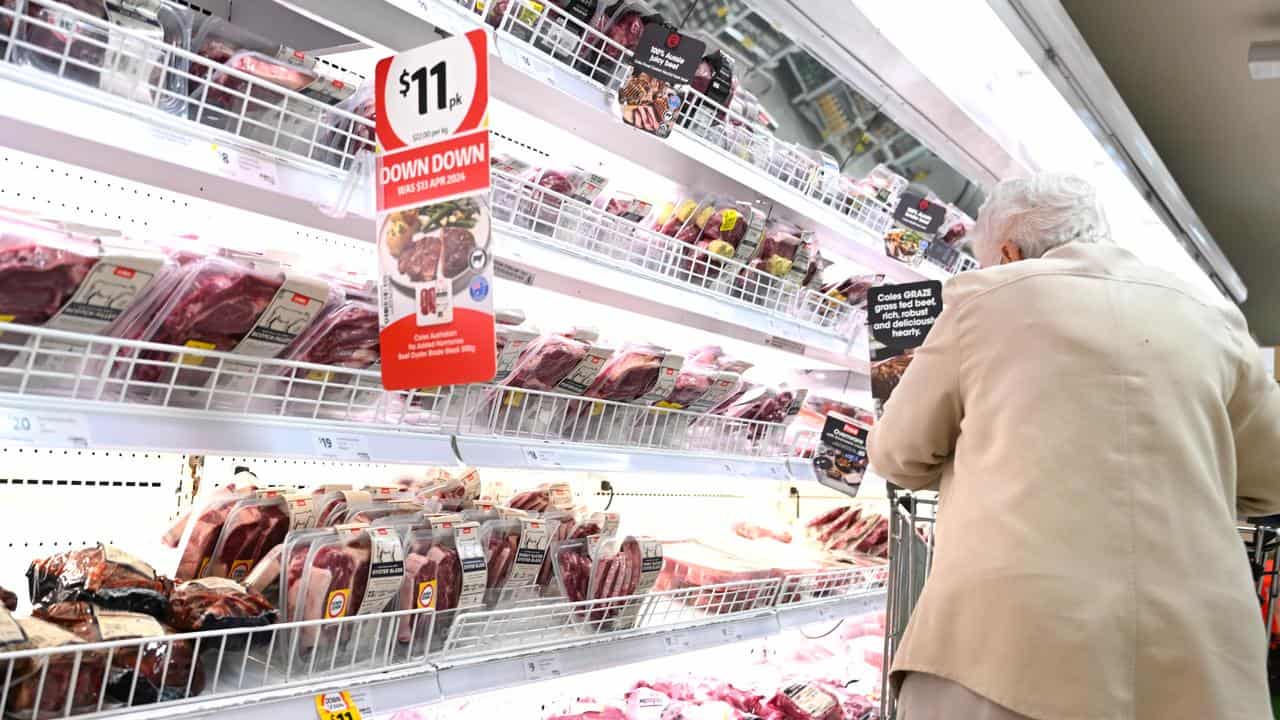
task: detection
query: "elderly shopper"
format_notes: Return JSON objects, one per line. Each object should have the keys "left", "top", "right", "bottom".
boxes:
{"left": 869, "top": 173, "right": 1280, "bottom": 720}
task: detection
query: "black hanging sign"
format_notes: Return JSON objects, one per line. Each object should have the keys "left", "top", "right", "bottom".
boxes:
{"left": 892, "top": 192, "right": 947, "bottom": 235}
{"left": 630, "top": 24, "right": 705, "bottom": 85}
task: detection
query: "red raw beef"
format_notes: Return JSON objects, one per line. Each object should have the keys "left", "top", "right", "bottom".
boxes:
{"left": 582, "top": 344, "right": 664, "bottom": 403}
{"left": 167, "top": 580, "right": 277, "bottom": 631}
{"left": 397, "top": 538, "right": 460, "bottom": 642}
{"left": 202, "top": 499, "right": 290, "bottom": 580}
{"left": 134, "top": 259, "right": 286, "bottom": 383}
{"left": 289, "top": 300, "right": 378, "bottom": 368}
{"left": 504, "top": 334, "right": 591, "bottom": 392}
{"left": 0, "top": 242, "right": 98, "bottom": 324}
{"left": 175, "top": 493, "right": 247, "bottom": 580}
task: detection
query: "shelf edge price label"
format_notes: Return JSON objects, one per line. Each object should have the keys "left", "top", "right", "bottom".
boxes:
{"left": 523, "top": 653, "right": 564, "bottom": 682}
{"left": 662, "top": 631, "right": 692, "bottom": 652}
{"left": 375, "top": 29, "right": 488, "bottom": 152}
{"left": 314, "top": 690, "right": 367, "bottom": 720}
{"left": 312, "top": 432, "right": 371, "bottom": 461}
{"left": 0, "top": 407, "right": 91, "bottom": 448}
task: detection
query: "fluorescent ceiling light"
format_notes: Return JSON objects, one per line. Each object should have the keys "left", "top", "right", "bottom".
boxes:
{"left": 849, "top": 0, "right": 1223, "bottom": 301}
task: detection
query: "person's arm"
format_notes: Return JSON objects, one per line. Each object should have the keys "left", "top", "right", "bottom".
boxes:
{"left": 867, "top": 300, "right": 966, "bottom": 491}
{"left": 1228, "top": 313, "right": 1280, "bottom": 516}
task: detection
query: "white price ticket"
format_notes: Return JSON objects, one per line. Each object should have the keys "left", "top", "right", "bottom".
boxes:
{"left": 312, "top": 432, "right": 372, "bottom": 461}
{"left": 0, "top": 407, "right": 91, "bottom": 447}
{"left": 522, "top": 653, "right": 564, "bottom": 682}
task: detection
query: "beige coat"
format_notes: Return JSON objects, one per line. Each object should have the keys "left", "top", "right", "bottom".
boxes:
{"left": 869, "top": 242, "right": 1280, "bottom": 720}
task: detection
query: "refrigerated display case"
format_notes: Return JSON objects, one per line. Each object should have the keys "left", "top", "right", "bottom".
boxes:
{"left": 0, "top": 0, "right": 1248, "bottom": 719}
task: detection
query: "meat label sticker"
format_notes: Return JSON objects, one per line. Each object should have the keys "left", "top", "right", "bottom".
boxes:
{"left": 358, "top": 528, "right": 406, "bottom": 615}
{"left": 451, "top": 523, "right": 489, "bottom": 609}
{"left": 866, "top": 280, "right": 943, "bottom": 416}
{"left": 375, "top": 30, "right": 495, "bottom": 391}
{"left": 325, "top": 589, "right": 351, "bottom": 619}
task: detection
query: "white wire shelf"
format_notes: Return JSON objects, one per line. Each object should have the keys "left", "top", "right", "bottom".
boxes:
{"left": 489, "top": 168, "right": 870, "bottom": 369}
{"left": 0, "top": 0, "right": 373, "bottom": 236}
{"left": 0, "top": 565, "right": 886, "bottom": 719}
{"left": 0, "top": 323, "right": 797, "bottom": 475}
{"left": 282, "top": 0, "right": 954, "bottom": 284}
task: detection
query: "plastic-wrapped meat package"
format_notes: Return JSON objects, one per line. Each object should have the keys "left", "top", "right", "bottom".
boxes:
{"left": 576, "top": 2, "right": 661, "bottom": 83}
{"left": 33, "top": 601, "right": 204, "bottom": 705}
{"left": 2, "top": 617, "right": 108, "bottom": 718}
{"left": 276, "top": 529, "right": 333, "bottom": 622}
{"left": 280, "top": 297, "right": 379, "bottom": 417}
{"left": 342, "top": 501, "right": 421, "bottom": 525}
{"left": 650, "top": 195, "right": 707, "bottom": 239}
{"left": 202, "top": 494, "right": 290, "bottom": 581}
{"left": 939, "top": 203, "right": 976, "bottom": 247}
{"left": 552, "top": 537, "right": 592, "bottom": 604}
{"left": 289, "top": 528, "right": 378, "bottom": 651}
{"left": 161, "top": 480, "right": 255, "bottom": 549}
{"left": 414, "top": 476, "right": 468, "bottom": 512}
{"left": 818, "top": 273, "right": 882, "bottom": 330}
{"left": 677, "top": 199, "right": 755, "bottom": 286}
{"left": 0, "top": 586, "right": 16, "bottom": 612}
{"left": 762, "top": 683, "right": 843, "bottom": 720}
{"left": 168, "top": 578, "right": 277, "bottom": 631}
{"left": 173, "top": 487, "right": 252, "bottom": 580}
{"left": 751, "top": 220, "right": 805, "bottom": 279}
{"left": 654, "top": 541, "right": 774, "bottom": 614}
{"left": 27, "top": 545, "right": 173, "bottom": 618}
{"left": 535, "top": 512, "right": 575, "bottom": 592}
{"left": 315, "top": 489, "right": 374, "bottom": 528}
{"left": 480, "top": 520, "right": 520, "bottom": 605}
{"left": 124, "top": 257, "right": 335, "bottom": 398}
{"left": 321, "top": 82, "right": 376, "bottom": 168}
{"left": 396, "top": 527, "right": 461, "bottom": 643}
{"left": 576, "top": 343, "right": 681, "bottom": 424}
{"left": 851, "top": 163, "right": 907, "bottom": 206}
{"left": 0, "top": 215, "right": 100, "bottom": 365}
{"left": 586, "top": 536, "right": 650, "bottom": 624}
{"left": 499, "top": 332, "right": 594, "bottom": 400}
{"left": 16, "top": 0, "right": 110, "bottom": 86}
{"left": 680, "top": 49, "right": 738, "bottom": 135}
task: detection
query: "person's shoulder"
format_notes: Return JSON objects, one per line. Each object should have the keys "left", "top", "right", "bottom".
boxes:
{"left": 940, "top": 260, "right": 1045, "bottom": 310}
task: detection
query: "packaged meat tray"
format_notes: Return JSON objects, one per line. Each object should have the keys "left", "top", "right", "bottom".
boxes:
{"left": 120, "top": 255, "right": 335, "bottom": 403}
{"left": 32, "top": 601, "right": 203, "bottom": 705}
{"left": 496, "top": 332, "right": 613, "bottom": 423}
{"left": 576, "top": 1, "right": 663, "bottom": 85}
{"left": 397, "top": 526, "right": 462, "bottom": 643}
{"left": 674, "top": 198, "right": 766, "bottom": 289}
{"left": 574, "top": 342, "right": 682, "bottom": 424}
{"left": 586, "top": 535, "right": 661, "bottom": 628}
{"left": 288, "top": 525, "right": 404, "bottom": 653}
{"left": 320, "top": 81, "right": 376, "bottom": 169}
{"left": 188, "top": 15, "right": 353, "bottom": 150}
{"left": 14, "top": 0, "right": 111, "bottom": 87}
{"left": 201, "top": 493, "right": 290, "bottom": 581}
{"left": 653, "top": 540, "right": 777, "bottom": 614}
{"left": 278, "top": 296, "right": 380, "bottom": 418}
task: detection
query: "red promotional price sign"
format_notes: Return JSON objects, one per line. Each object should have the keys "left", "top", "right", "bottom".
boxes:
{"left": 375, "top": 30, "right": 495, "bottom": 391}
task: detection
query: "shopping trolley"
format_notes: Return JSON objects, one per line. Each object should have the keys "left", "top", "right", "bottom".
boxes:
{"left": 881, "top": 488, "right": 937, "bottom": 719}
{"left": 880, "top": 499, "right": 1280, "bottom": 718}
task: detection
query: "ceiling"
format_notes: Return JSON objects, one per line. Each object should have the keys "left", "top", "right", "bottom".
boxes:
{"left": 1062, "top": 0, "right": 1280, "bottom": 343}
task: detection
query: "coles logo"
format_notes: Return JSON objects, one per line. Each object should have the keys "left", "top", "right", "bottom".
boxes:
{"left": 917, "top": 198, "right": 931, "bottom": 211}
{"left": 326, "top": 589, "right": 349, "bottom": 618}
{"left": 666, "top": 33, "right": 680, "bottom": 48}
{"left": 112, "top": 266, "right": 136, "bottom": 279}
{"left": 290, "top": 293, "right": 311, "bottom": 305}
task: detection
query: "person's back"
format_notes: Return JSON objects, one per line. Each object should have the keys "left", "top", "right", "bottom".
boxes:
{"left": 869, "top": 175, "right": 1280, "bottom": 720}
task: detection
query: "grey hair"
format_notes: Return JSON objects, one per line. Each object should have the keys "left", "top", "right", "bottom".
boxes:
{"left": 972, "top": 173, "right": 1111, "bottom": 265}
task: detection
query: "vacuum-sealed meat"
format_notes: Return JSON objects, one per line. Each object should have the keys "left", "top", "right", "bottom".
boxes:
{"left": 290, "top": 527, "right": 403, "bottom": 650}
{"left": 0, "top": 586, "right": 16, "bottom": 612}
{"left": 167, "top": 577, "right": 277, "bottom": 631}
{"left": 174, "top": 485, "right": 254, "bottom": 580}
{"left": 162, "top": 481, "right": 255, "bottom": 549}
{"left": 762, "top": 683, "right": 842, "bottom": 720}
{"left": 27, "top": 544, "right": 172, "bottom": 617}
{"left": 33, "top": 601, "right": 203, "bottom": 705}
{"left": 2, "top": 617, "right": 106, "bottom": 718}
{"left": 581, "top": 343, "right": 674, "bottom": 404}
